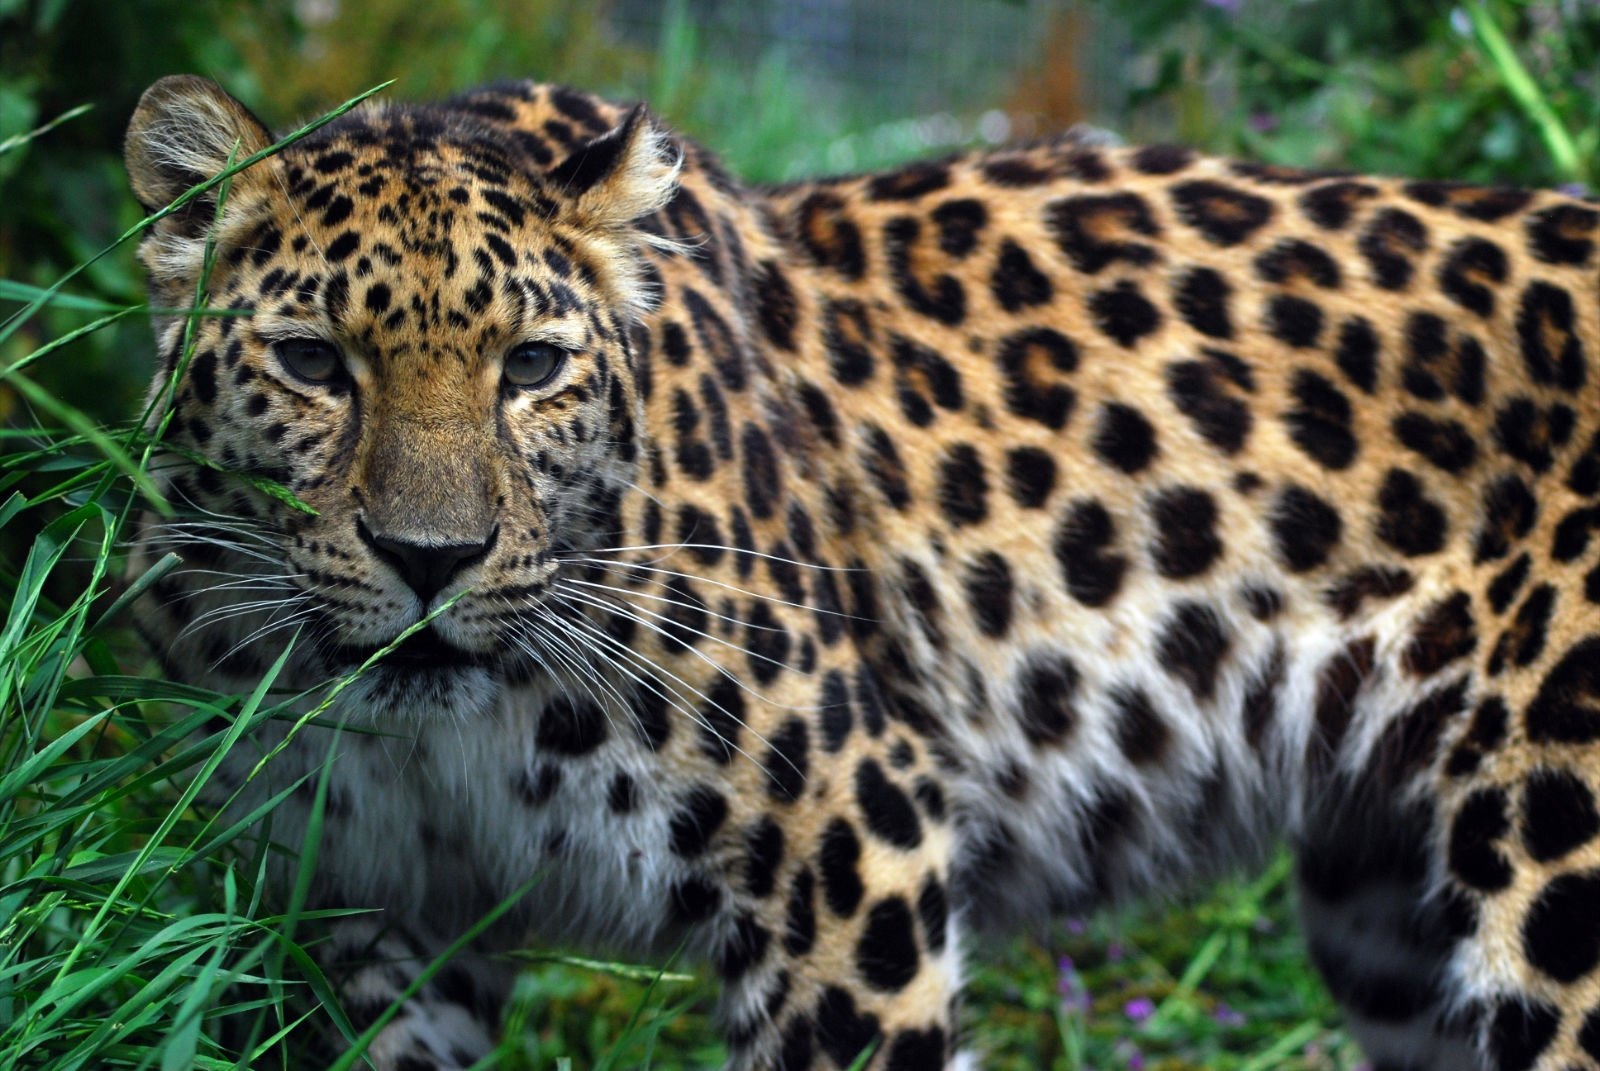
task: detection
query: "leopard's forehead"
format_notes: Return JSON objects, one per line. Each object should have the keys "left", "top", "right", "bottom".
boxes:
{"left": 224, "top": 108, "right": 620, "bottom": 366}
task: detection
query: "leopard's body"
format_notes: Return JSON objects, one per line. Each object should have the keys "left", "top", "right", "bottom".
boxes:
{"left": 123, "top": 75, "right": 1600, "bottom": 1070}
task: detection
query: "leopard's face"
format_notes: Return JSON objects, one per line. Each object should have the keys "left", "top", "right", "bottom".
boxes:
{"left": 127, "top": 81, "right": 677, "bottom": 713}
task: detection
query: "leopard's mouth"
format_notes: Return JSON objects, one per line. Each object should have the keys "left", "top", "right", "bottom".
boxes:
{"left": 328, "top": 627, "right": 489, "bottom": 671}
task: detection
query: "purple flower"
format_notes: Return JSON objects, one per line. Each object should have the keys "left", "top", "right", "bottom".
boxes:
{"left": 1124, "top": 996, "right": 1157, "bottom": 1023}
{"left": 1558, "top": 182, "right": 1590, "bottom": 198}
{"left": 1106, "top": 939, "right": 1126, "bottom": 963}
{"left": 1056, "top": 955, "right": 1091, "bottom": 1014}
{"left": 1115, "top": 1040, "right": 1147, "bottom": 1069}
{"left": 1249, "top": 111, "right": 1279, "bottom": 134}
{"left": 1213, "top": 1002, "right": 1247, "bottom": 1026}
{"left": 1066, "top": 916, "right": 1087, "bottom": 935}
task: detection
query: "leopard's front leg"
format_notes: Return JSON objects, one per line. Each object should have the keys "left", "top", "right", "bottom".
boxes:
{"left": 706, "top": 728, "right": 965, "bottom": 1071}
{"left": 317, "top": 916, "right": 514, "bottom": 1070}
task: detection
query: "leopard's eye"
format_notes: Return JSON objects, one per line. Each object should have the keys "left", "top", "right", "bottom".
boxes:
{"left": 273, "top": 338, "right": 343, "bottom": 384}
{"left": 504, "top": 341, "right": 569, "bottom": 389}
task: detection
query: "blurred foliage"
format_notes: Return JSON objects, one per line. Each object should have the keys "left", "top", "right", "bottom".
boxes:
{"left": 1088, "top": 0, "right": 1599, "bottom": 188}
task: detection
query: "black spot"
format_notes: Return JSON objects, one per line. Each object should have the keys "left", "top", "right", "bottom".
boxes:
{"left": 861, "top": 425, "right": 912, "bottom": 510}
{"left": 753, "top": 260, "right": 799, "bottom": 351}
{"left": 1402, "top": 591, "right": 1475, "bottom": 677}
{"left": 891, "top": 334, "right": 963, "bottom": 426}
{"left": 1271, "top": 485, "right": 1342, "bottom": 572}
{"left": 931, "top": 197, "right": 987, "bottom": 257}
{"left": 869, "top": 161, "right": 950, "bottom": 201}
{"left": 716, "top": 912, "right": 771, "bottom": 981}
{"left": 935, "top": 444, "right": 989, "bottom": 528}
{"left": 1494, "top": 397, "right": 1575, "bottom": 474}
{"left": 1527, "top": 202, "right": 1598, "bottom": 266}
{"left": 825, "top": 299, "right": 876, "bottom": 385}
{"left": 1046, "top": 192, "right": 1161, "bottom": 273}
{"left": 745, "top": 601, "right": 792, "bottom": 687}
{"left": 1359, "top": 207, "right": 1428, "bottom": 289}
{"left": 515, "top": 763, "right": 562, "bottom": 806}
{"left": 796, "top": 191, "right": 865, "bottom": 278}
{"left": 776, "top": 1020, "right": 813, "bottom": 1071}
{"left": 1172, "top": 266, "right": 1233, "bottom": 339}
{"left": 983, "top": 155, "right": 1051, "bottom": 186}
{"left": 1148, "top": 487, "right": 1222, "bottom": 579}
{"left": 1554, "top": 506, "right": 1600, "bottom": 563}
{"left": 819, "top": 818, "right": 864, "bottom": 916}
{"left": 1325, "top": 565, "right": 1414, "bottom": 619}
{"left": 1092, "top": 403, "right": 1157, "bottom": 473}
{"left": 1581, "top": 1005, "right": 1600, "bottom": 1060}
{"left": 1265, "top": 294, "right": 1324, "bottom": 348}
{"left": 814, "top": 987, "right": 880, "bottom": 1068}
{"left": 917, "top": 875, "right": 948, "bottom": 953}
{"left": 1017, "top": 654, "right": 1080, "bottom": 746}
{"left": 1006, "top": 447, "right": 1056, "bottom": 508}
{"left": 1166, "top": 358, "right": 1251, "bottom": 454}
{"left": 1489, "top": 997, "right": 1559, "bottom": 1071}
{"left": 991, "top": 238, "right": 1052, "bottom": 311}
{"left": 1242, "top": 586, "right": 1284, "bottom": 621}
{"left": 536, "top": 696, "right": 608, "bottom": 755}
{"left": 1134, "top": 144, "right": 1194, "bottom": 174}
{"left": 885, "top": 1028, "right": 946, "bottom": 1071}
{"left": 963, "top": 551, "right": 1014, "bottom": 638}
{"left": 1375, "top": 469, "right": 1447, "bottom": 557}
{"left": 1401, "top": 312, "right": 1485, "bottom": 405}
{"left": 884, "top": 216, "right": 966, "bottom": 324}
{"left": 856, "top": 759, "right": 923, "bottom": 849}
{"left": 1500, "top": 583, "right": 1558, "bottom": 671}
{"left": 1299, "top": 180, "right": 1379, "bottom": 230}
{"left": 1255, "top": 238, "right": 1341, "bottom": 288}
{"left": 1405, "top": 180, "right": 1530, "bottom": 220}
{"left": 1523, "top": 872, "right": 1600, "bottom": 982}
{"left": 1334, "top": 317, "right": 1380, "bottom": 394}
{"left": 819, "top": 671, "right": 854, "bottom": 753}
{"left": 763, "top": 717, "right": 810, "bottom": 804}
{"left": 1393, "top": 413, "right": 1477, "bottom": 473}
{"left": 784, "top": 868, "right": 817, "bottom": 955}
{"left": 607, "top": 772, "right": 638, "bottom": 814}
{"left": 1112, "top": 687, "right": 1169, "bottom": 766}
{"left": 1475, "top": 476, "right": 1538, "bottom": 564}
{"left": 998, "top": 326, "right": 1078, "bottom": 428}
{"left": 1526, "top": 638, "right": 1600, "bottom": 743}
{"left": 1487, "top": 553, "right": 1533, "bottom": 615}
{"left": 1516, "top": 281, "right": 1586, "bottom": 391}
{"left": 697, "top": 676, "right": 746, "bottom": 764}
{"left": 1448, "top": 787, "right": 1513, "bottom": 891}
{"left": 1171, "top": 180, "right": 1274, "bottom": 245}
{"left": 1521, "top": 769, "right": 1599, "bottom": 863}
{"left": 1088, "top": 280, "right": 1162, "bottom": 347}
{"left": 1158, "top": 601, "right": 1230, "bottom": 701}
{"left": 669, "top": 874, "right": 722, "bottom": 924}
{"left": 1054, "top": 499, "right": 1126, "bottom": 607}
{"left": 856, "top": 896, "right": 919, "bottom": 991}
{"left": 1285, "top": 370, "right": 1357, "bottom": 469}
{"left": 1438, "top": 237, "right": 1508, "bottom": 316}
{"left": 669, "top": 785, "right": 729, "bottom": 857}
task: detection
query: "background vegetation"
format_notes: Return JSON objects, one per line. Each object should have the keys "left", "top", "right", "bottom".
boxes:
{"left": 2, "top": 1, "right": 1595, "bottom": 1068}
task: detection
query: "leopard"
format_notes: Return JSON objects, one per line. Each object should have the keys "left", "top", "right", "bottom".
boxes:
{"left": 120, "top": 72, "right": 1600, "bottom": 1070}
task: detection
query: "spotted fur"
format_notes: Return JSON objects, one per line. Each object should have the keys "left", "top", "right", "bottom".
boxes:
{"left": 124, "top": 75, "right": 1600, "bottom": 1070}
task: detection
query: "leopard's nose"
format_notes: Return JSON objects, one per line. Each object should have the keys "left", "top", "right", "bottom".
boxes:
{"left": 357, "top": 516, "right": 499, "bottom": 601}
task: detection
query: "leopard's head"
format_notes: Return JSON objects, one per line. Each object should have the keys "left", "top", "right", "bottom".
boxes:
{"left": 124, "top": 76, "right": 679, "bottom": 718}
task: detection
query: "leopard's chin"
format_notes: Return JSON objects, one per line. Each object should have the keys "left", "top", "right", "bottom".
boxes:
{"left": 330, "top": 661, "right": 502, "bottom": 725}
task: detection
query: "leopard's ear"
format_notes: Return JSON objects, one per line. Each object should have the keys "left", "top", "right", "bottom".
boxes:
{"left": 125, "top": 75, "right": 273, "bottom": 216}
{"left": 547, "top": 103, "right": 681, "bottom": 232}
